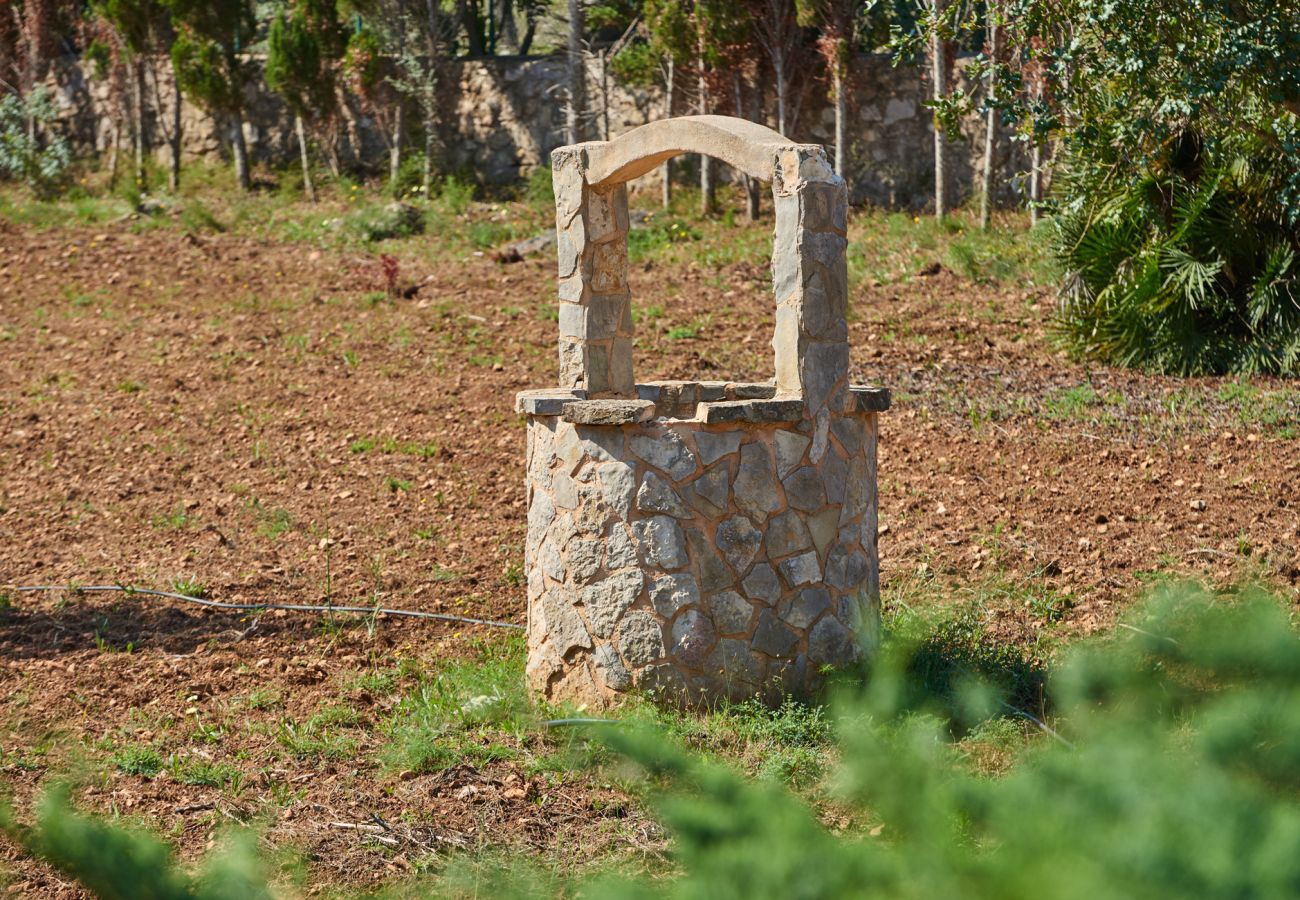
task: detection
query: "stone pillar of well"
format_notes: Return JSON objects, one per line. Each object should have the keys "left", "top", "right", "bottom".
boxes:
{"left": 517, "top": 116, "right": 889, "bottom": 708}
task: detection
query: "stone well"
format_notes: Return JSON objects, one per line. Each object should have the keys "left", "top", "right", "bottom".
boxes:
{"left": 517, "top": 115, "right": 890, "bottom": 707}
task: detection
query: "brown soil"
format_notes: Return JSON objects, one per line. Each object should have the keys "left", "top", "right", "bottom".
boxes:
{"left": 0, "top": 220, "right": 1296, "bottom": 894}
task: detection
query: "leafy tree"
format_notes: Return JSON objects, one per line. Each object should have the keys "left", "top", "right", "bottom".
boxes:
{"left": 266, "top": 0, "right": 346, "bottom": 201}
{"left": 163, "top": 0, "right": 256, "bottom": 191}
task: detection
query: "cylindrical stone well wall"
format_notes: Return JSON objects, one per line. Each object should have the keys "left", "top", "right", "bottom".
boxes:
{"left": 521, "top": 390, "right": 884, "bottom": 707}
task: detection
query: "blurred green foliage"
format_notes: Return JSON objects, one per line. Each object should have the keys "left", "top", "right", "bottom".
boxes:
{"left": 6, "top": 582, "right": 1300, "bottom": 899}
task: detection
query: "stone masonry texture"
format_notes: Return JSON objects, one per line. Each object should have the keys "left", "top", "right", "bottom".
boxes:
{"left": 521, "top": 116, "right": 885, "bottom": 709}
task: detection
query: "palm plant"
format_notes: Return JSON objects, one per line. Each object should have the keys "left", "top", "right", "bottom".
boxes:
{"left": 1055, "top": 121, "right": 1300, "bottom": 376}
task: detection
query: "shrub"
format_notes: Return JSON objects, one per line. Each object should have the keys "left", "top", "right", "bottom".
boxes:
{"left": 1054, "top": 122, "right": 1300, "bottom": 375}
{"left": 0, "top": 87, "right": 72, "bottom": 196}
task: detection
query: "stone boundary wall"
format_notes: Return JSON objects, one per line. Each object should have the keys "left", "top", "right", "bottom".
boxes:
{"left": 45, "top": 52, "right": 1024, "bottom": 209}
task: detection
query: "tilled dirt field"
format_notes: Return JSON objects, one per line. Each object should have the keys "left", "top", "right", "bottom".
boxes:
{"left": 0, "top": 218, "right": 1297, "bottom": 894}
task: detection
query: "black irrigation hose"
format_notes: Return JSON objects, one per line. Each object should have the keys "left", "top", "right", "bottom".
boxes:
{"left": 13, "top": 584, "right": 524, "bottom": 631}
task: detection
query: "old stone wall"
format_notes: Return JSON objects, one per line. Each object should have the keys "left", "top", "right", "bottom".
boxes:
{"left": 522, "top": 406, "right": 881, "bottom": 707}
{"left": 45, "top": 52, "right": 1019, "bottom": 208}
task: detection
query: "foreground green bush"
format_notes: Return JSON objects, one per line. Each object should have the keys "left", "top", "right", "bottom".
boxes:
{"left": 5, "top": 582, "right": 1300, "bottom": 898}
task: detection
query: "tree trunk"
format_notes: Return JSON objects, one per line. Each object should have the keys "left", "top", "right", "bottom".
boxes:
{"left": 423, "top": 103, "right": 435, "bottom": 196}
{"left": 231, "top": 109, "right": 250, "bottom": 192}
{"left": 1029, "top": 143, "right": 1041, "bottom": 225}
{"left": 390, "top": 100, "right": 404, "bottom": 194}
{"left": 499, "top": 0, "right": 519, "bottom": 52}
{"left": 107, "top": 116, "right": 121, "bottom": 190}
{"left": 565, "top": 0, "right": 585, "bottom": 144}
{"left": 169, "top": 60, "right": 182, "bottom": 192}
{"left": 295, "top": 112, "right": 317, "bottom": 202}
{"left": 734, "top": 71, "right": 759, "bottom": 220}
{"left": 979, "top": 7, "right": 1002, "bottom": 230}
{"left": 460, "top": 0, "right": 484, "bottom": 56}
{"left": 774, "top": 54, "right": 787, "bottom": 136}
{"left": 833, "top": 58, "right": 846, "bottom": 176}
{"left": 132, "top": 57, "right": 146, "bottom": 188}
{"left": 931, "top": 0, "right": 948, "bottom": 220}
{"left": 697, "top": 14, "right": 713, "bottom": 216}
{"left": 661, "top": 57, "right": 673, "bottom": 209}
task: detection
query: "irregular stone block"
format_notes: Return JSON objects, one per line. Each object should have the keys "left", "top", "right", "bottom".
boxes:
{"left": 825, "top": 545, "right": 870, "bottom": 591}
{"left": 830, "top": 414, "right": 865, "bottom": 456}
{"left": 687, "top": 463, "right": 730, "bottom": 517}
{"left": 822, "top": 449, "right": 848, "bottom": 506}
{"left": 778, "top": 550, "right": 822, "bottom": 588}
{"left": 695, "top": 430, "right": 742, "bottom": 466}
{"left": 637, "top": 471, "right": 692, "bottom": 518}
{"left": 686, "top": 527, "right": 735, "bottom": 592}
{"left": 593, "top": 642, "right": 630, "bottom": 691}
{"left": 619, "top": 611, "right": 665, "bottom": 667}
{"left": 540, "top": 537, "right": 565, "bottom": 582}
{"left": 765, "top": 509, "right": 813, "bottom": 558}
{"left": 543, "top": 592, "right": 591, "bottom": 656}
{"left": 598, "top": 461, "right": 636, "bottom": 519}
{"left": 808, "top": 507, "right": 841, "bottom": 558}
{"left": 715, "top": 516, "right": 762, "bottom": 574}
{"left": 562, "top": 399, "right": 655, "bottom": 425}
{"left": 809, "top": 615, "right": 857, "bottom": 665}
{"left": 568, "top": 538, "right": 602, "bottom": 584}
{"left": 779, "top": 587, "right": 831, "bottom": 629}
{"left": 629, "top": 429, "right": 697, "bottom": 480}
{"left": 709, "top": 590, "right": 754, "bottom": 635}
{"left": 605, "top": 523, "right": 638, "bottom": 569}
{"left": 670, "top": 610, "right": 717, "bottom": 668}
{"left": 774, "top": 429, "right": 810, "bottom": 478}
{"left": 783, "top": 465, "right": 827, "bottom": 513}
{"left": 742, "top": 563, "right": 781, "bottom": 605}
{"left": 649, "top": 572, "right": 700, "bottom": 617}
{"left": 582, "top": 569, "right": 644, "bottom": 638}
{"left": 632, "top": 516, "right": 688, "bottom": 570}
{"left": 752, "top": 609, "right": 799, "bottom": 657}
{"left": 705, "top": 638, "right": 762, "bottom": 686}
{"left": 733, "top": 442, "right": 781, "bottom": 521}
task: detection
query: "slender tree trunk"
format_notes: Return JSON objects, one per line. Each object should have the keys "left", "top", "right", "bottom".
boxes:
{"left": 295, "top": 112, "right": 317, "bottom": 202}
{"left": 697, "top": 15, "right": 713, "bottom": 216}
{"left": 1029, "top": 143, "right": 1041, "bottom": 225}
{"left": 774, "top": 54, "right": 787, "bottom": 136}
{"left": 423, "top": 102, "right": 435, "bottom": 196}
{"left": 325, "top": 121, "right": 342, "bottom": 179}
{"left": 231, "top": 109, "right": 250, "bottom": 192}
{"left": 979, "top": 6, "right": 1002, "bottom": 230}
{"left": 390, "top": 100, "right": 404, "bottom": 193}
{"left": 132, "top": 57, "right": 146, "bottom": 187}
{"left": 833, "top": 59, "right": 846, "bottom": 176}
{"left": 661, "top": 57, "right": 673, "bottom": 209}
{"left": 565, "top": 0, "right": 585, "bottom": 144}
{"left": 107, "top": 116, "right": 122, "bottom": 190}
{"left": 931, "top": 0, "right": 948, "bottom": 220}
{"left": 169, "top": 61, "right": 182, "bottom": 192}
{"left": 598, "top": 48, "right": 610, "bottom": 139}
{"left": 734, "top": 71, "right": 759, "bottom": 220}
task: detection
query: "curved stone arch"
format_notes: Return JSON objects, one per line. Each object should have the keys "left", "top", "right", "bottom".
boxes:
{"left": 581, "top": 115, "right": 813, "bottom": 186}
{"left": 551, "top": 115, "right": 850, "bottom": 420}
